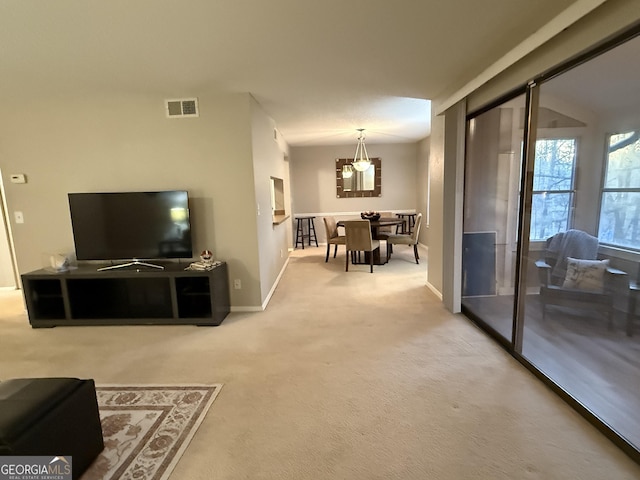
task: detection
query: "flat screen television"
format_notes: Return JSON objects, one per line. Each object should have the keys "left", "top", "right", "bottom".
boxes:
{"left": 68, "top": 191, "right": 192, "bottom": 263}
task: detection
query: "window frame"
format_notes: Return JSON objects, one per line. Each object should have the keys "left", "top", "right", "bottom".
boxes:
{"left": 529, "top": 136, "right": 579, "bottom": 241}
{"left": 597, "top": 130, "right": 640, "bottom": 251}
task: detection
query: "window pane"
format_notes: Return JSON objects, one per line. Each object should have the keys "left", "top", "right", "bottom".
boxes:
{"left": 530, "top": 192, "right": 571, "bottom": 240}
{"left": 604, "top": 132, "right": 640, "bottom": 188}
{"left": 533, "top": 139, "right": 576, "bottom": 191}
{"left": 598, "top": 191, "right": 640, "bottom": 249}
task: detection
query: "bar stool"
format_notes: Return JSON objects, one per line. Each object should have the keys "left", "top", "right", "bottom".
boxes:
{"left": 295, "top": 216, "right": 318, "bottom": 249}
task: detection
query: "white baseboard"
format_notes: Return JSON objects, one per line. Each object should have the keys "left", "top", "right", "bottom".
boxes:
{"left": 426, "top": 281, "right": 442, "bottom": 300}
{"left": 261, "top": 256, "right": 290, "bottom": 310}
{"left": 230, "top": 256, "right": 291, "bottom": 312}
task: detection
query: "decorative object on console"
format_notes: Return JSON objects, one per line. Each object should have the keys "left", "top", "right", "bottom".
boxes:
{"left": 185, "top": 260, "right": 222, "bottom": 271}
{"left": 45, "top": 252, "right": 73, "bottom": 272}
{"left": 187, "top": 249, "right": 219, "bottom": 270}
{"left": 361, "top": 211, "right": 381, "bottom": 221}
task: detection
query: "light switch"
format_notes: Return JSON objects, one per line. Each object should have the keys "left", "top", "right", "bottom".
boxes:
{"left": 14, "top": 211, "right": 24, "bottom": 224}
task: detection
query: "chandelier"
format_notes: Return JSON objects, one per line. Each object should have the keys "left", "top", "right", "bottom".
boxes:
{"left": 352, "top": 128, "right": 371, "bottom": 172}
{"left": 341, "top": 129, "right": 371, "bottom": 179}
{"left": 341, "top": 163, "right": 354, "bottom": 178}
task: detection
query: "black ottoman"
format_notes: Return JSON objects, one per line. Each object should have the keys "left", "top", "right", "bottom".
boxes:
{"left": 0, "top": 378, "right": 104, "bottom": 480}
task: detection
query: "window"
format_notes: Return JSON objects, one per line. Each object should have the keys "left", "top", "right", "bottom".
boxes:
{"left": 598, "top": 131, "right": 640, "bottom": 249}
{"left": 530, "top": 138, "right": 577, "bottom": 240}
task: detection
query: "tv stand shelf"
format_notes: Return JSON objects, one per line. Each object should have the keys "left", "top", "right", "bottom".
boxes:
{"left": 21, "top": 262, "right": 230, "bottom": 328}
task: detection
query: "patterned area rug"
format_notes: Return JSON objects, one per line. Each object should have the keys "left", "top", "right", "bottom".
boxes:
{"left": 81, "top": 385, "right": 223, "bottom": 480}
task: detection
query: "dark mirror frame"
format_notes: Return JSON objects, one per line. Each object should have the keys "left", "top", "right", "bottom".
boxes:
{"left": 335, "top": 157, "right": 382, "bottom": 198}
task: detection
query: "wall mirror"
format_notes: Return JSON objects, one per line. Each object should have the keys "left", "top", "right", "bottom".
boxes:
{"left": 335, "top": 157, "right": 381, "bottom": 198}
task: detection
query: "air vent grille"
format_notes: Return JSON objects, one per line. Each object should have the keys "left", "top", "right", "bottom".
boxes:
{"left": 165, "top": 98, "right": 199, "bottom": 118}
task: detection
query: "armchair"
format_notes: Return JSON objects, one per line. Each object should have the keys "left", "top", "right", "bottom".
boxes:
{"left": 535, "top": 229, "right": 627, "bottom": 329}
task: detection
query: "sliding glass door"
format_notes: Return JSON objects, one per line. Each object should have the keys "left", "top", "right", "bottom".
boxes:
{"left": 520, "top": 34, "right": 640, "bottom": 450}
{"left": 462, "top": 94, "right": 526, "bottom": 344}
{"left": 463, "top": 31, "right": 640, "bottom": 456}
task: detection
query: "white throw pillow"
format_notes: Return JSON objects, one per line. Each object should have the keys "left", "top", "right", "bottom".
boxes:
{"left": 562, "top": 257, "right": 609, "bottom": 292}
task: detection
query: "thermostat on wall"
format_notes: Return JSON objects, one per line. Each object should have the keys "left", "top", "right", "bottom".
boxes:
{"left": 10, "top": 174, "right": 27, "bottom": 184}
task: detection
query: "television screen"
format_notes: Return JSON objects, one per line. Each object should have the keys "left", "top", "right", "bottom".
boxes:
{"left": 68, "top": 191, "right": 192, "bottom": 261}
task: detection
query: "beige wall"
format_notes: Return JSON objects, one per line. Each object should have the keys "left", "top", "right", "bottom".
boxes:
{"left": 0, "top": 90, "right": 279, "bottom": 309}
{"left": 427, "top": 109, "right": 445, "bottom": 295}
{"left": 415, "top": 137, "right": 430, "bottom": 247}
{"left": 250, "top": 96, "right": 292, "bottom": 306}
{"left": 289, "top": 142, "right": 420, "bottom": 242}
{"left": 0, "top": 189, "right": 16, "bottom": 288}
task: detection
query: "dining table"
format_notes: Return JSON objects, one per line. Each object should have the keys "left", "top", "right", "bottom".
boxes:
{"left": 337, "top": 216, "right": 404, "bottom": 265}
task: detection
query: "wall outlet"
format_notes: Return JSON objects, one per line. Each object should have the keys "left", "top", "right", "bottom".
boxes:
{"left": 234, "top": 279, "right": 242, "bottom": 290}
{"left": 14, "top": 211, "right": 24, "bottom": 224}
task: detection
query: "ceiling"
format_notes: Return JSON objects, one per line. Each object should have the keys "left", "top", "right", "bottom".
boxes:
{"left": 0, "top": 0, "right": 584, "bottom": 146}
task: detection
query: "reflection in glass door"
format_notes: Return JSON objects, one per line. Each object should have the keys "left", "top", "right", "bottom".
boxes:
{"left": 520, "top": 36, "right": 640, "bottom": 450}
{"left": 462, "top": 95, "right": 526, "bottom": 343}
{"left": 462, "top": 32, "right": 640, "bottom": 458}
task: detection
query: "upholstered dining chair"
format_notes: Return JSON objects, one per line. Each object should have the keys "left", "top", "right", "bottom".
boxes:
{"left": 376, "top": 211, "right": 394, "bottom": 241}
{"left": 322, "top": 216, "right": 346, "bottom": 262}
{"left": 343, "top": 220, "right": 381, "bottom": 273}
{"left": 385, "top": 213, "right": 422, "bottom": 264}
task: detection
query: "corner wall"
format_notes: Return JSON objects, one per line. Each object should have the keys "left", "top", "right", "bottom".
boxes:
{"left": 250, "top": 96, "right": 292, "bottom": 306}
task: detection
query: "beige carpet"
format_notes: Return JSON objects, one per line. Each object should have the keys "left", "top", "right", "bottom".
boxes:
{"left": 1, "top": 245, "right": 640, "bottom": 479}
{"left": 82, "top": 385, "right": 222, "bottom": 480}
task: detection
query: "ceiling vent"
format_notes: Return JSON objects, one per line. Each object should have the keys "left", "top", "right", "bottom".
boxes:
{"left": 165, "top": 98, "right": 199, "bottom": 118}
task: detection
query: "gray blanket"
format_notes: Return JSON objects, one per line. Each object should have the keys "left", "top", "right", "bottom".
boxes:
{"left": 547, "top": 229, "right": 599, "bottom": 281}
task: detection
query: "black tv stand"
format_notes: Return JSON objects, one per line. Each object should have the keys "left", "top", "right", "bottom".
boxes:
{"left": 97, "top": 260, "right": 165, "bottom": 271}
{"left": 21, "top": 262, "right": 230, "bottom": 327}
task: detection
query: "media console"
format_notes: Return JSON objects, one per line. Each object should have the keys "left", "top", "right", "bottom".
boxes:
{"left": 21, "top": 262, "right": 230, "bottom": 328}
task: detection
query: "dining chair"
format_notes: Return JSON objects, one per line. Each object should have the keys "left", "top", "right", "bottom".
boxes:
{"left": 385, "top": 213, "right": 422, "bottom": 264}
{"left": 343, "top": 220, "right": 381, "bottom": 273}
{"left": 376, "top": 211, "right": 394, "bottom": 241}
{"left": 322, "top": 216, "right": 346, "bottom": 262}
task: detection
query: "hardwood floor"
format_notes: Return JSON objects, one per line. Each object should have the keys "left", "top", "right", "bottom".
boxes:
{"left": 463, "top": 293, "right": 640, "bottom": 448}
